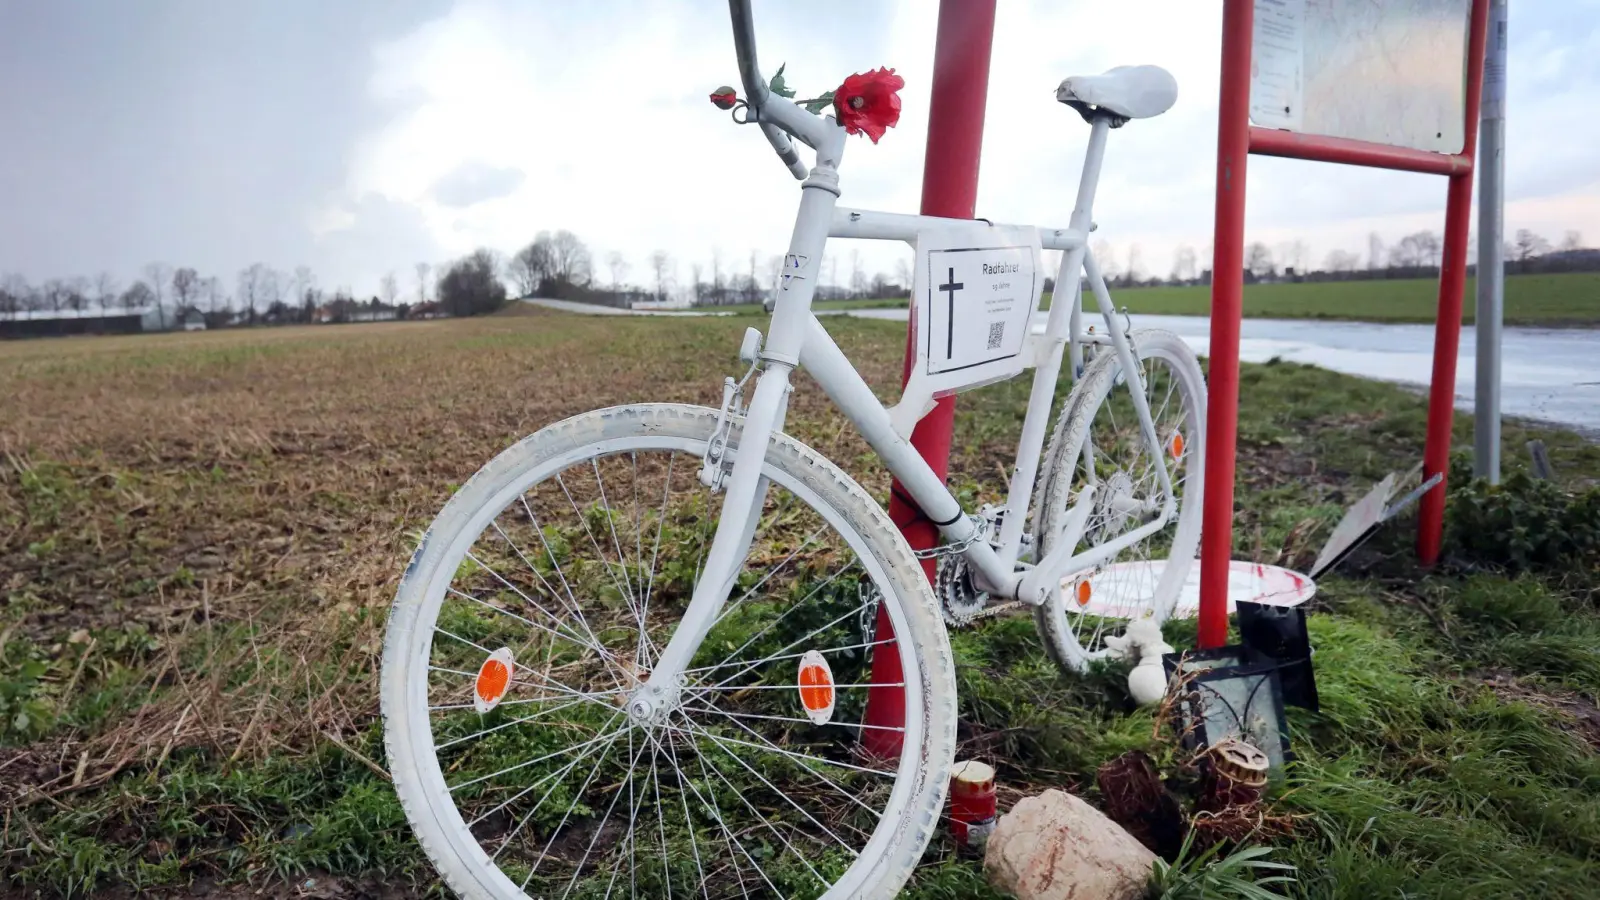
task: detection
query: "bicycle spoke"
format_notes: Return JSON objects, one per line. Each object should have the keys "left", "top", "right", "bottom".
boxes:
{"left": 487, "top": 520, "right": 615, "bottom": 667}
{"left": 676, "top": 712, "right": 865, "bottom": 852}
{"left": 468, "top": 713, "right": 623, "bottom": 827}
{"left": 677, "top": 699, "right": 889, "bottom": 826}
{"left": 701, "top": 593, "right": 873, "bottom": 692}
{"left": 447, "top": 584, "right": 621, "bottom": 670}
{"left": 437, "top": 698, "right": 587, "bottom": 751}
{"left": 659, "top": 725, "right": 712, "bottom": 900}
{"left": 639, "top": 452, "right": 676, "bottom": 671}
{"left": 557, "top": 471, "right": 644, "bottom": 634}
{"left": 687, "top": 723, "right": 827, "bottom": 888}
{"left": 451, "top": 721, "right": 624, "bottom": 794}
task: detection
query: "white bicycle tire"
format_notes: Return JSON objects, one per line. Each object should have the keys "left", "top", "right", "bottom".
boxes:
{"left": 381, "top": 403, "right": 957, "bottom": 900}
{"left": 1033, "top": 329, "right": 1207, "bottom": 672}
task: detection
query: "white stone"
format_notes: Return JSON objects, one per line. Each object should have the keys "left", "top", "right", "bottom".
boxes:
{"left": 985, "top": 789, "right": 1157, "bottom": 900}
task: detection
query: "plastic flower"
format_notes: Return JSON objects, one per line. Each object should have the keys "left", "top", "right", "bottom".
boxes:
{"left": 709, "top": 86, "right": 738, "bottom": 110}
{"left": 833, "top": 68, "right": 904, "bottom": 143}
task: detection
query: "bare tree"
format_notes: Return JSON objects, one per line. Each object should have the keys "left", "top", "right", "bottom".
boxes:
{"left": 547, "top": 230, "right": 592, "bottom": 287}
{"left": 848, "top": 249, "right": 864, "bottom": 299}
{"left": 63, "top": 277, "right": 91, "bottom": 312}
{"left": 1367, "top": 233, "right": 1384, "bottom": 271}
{"left": 764, "top": 254, "right": 784, "bottom": 305}
{"left": 1512, "top": 229, "right": 1551, "bottom": 271}
{"left": 710, "top": 248, "right": 724, "bottom": 305}
{"left": 1093, "top": 240, "right": 1119, "bottom": 281}
{"left": 1419, "top": 231, "right": 1442, "bottom": 268}
{"left": 380, "top": 271, "right": 400, "bottom": 307}
{"left": 1561, "top": 230, "right": 1583, "bottom": 252}
{"left": 1125, "top": 244, "right": 1145, "bottom": 284}
{"left": 747, "top": 250, "right": 762, "bottom": 303}
{"left": 144, "top": 262, "right": 173, "bottom": 324}
{"left": 202, "top": 276, "right": 225, "bottom": 316}
{"left": 1324, "top": 249, "right": 1361, "bottom": 274}
{"left": 649, "top": 250, "right": 671, "bottom": 302}
{"left": 237, "top": 264, "right": 265, "bottom": 323}
{"left": 93, "top": 272, "right": 118, "bottom": 311}
{"left": 690, "top": 262, "right": 705, "bottom": 305}
{"left": 507, "top": 241, "right": 548, "bottom": 297}
{"left": 607, "top": 251, "right": 628, "bottom": 288}
{"left": 1169, "top": 245, "right": 1198, "bottom": 283}
{"left": 1388, "top": 230, "right": 1441, "bottom": 270}
{"left": 119, "top": 281, "right": 154, "bottom": 314}
{"left": 415, "top": 262, "right": 432, "bottom": 305}
{"left": 1244, "top": 242, "right": 1275, "bottom": 279}
{"left": 1285, "top": 239, "right": 1309, "bottom": 276}
{"left": 172, "top": 267, "right": 200, "bottom": 314}
{"left": 894, "top": 257, "right": 913, "bottom": 293}
{"left": 262, "top": 268, "right": 283, "bottom": 317}
{"left": 0, "top": 273, "right": 24, "bottom": 316}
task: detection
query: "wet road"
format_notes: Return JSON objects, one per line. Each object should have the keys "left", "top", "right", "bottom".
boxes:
{"left": 844, "top": 309, "right": 1600, "bottom": 434}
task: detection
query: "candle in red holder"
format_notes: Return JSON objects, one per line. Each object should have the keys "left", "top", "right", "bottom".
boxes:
{"left": 949, "top": 760, "right": 997, "bottom": 849}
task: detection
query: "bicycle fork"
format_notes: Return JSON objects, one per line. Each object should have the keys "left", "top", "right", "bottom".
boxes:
{"left": 629, "top": 134, "right": 846, "bottom": 721}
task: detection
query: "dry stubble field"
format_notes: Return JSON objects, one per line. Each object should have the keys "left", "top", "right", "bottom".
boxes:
{"left": 3, "top": 305, "right": 1600, "bottom": 898}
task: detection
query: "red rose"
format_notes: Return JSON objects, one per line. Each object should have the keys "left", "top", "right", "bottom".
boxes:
{"left": 833, "top": 68, "right": 904, "bottom": 143}
{"left": 710, "top": 86, "right": 738, "bottom": 110}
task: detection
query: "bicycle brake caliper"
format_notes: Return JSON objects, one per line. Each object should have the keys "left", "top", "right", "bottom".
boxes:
{"left": 699, "top": 328, "right": 763, "bottom": 492}
{"left": 699, "top": 376, "right": 742, "bottom": 492}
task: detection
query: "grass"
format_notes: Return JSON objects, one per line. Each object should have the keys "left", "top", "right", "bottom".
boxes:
{"left": 1104, "top": 271, "right": 1600, "bottom": 325}
{"left": 1, "top": 309, "right": 1597, "bottom": 897}
{"left": 723, "top": 271, "right": 1600, "bottom": 326}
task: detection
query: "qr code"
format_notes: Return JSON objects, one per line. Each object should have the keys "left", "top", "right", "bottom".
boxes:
{"left": 987, "top": 321, "right": 1005, "bottom": 350}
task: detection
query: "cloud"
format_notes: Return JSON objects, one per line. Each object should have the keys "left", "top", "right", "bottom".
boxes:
{"left": 430, "top": 160, "right": 527, "bottom": 208}
{"left": 307, "top": 192, "right": 444, "bottom": 296}
{"left": 319, "top": 0, "right": 1600, "bottom": 292}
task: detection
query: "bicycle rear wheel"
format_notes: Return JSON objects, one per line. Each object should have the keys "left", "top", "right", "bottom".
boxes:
{"left": 382, "top": 403, "right": 956, "bottom": 900}
{"left": 1033, "top": 330, "right": 1206, "bottom": 672}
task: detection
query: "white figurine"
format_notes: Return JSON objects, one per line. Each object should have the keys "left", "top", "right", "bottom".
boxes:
{"left": 1105, "top": 618, "right": 1175, "bottom": 706}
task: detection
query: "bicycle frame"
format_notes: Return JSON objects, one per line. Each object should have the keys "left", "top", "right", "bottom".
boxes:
{"left": 645, "top": 4, "right": 1177, "bottom": 688}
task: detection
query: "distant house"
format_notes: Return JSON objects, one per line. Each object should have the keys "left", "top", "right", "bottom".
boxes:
{"left": 0, "top": 307, "right": 147, "bottom": 339}
{"left": 181, "top": 310, "right": 206, "bottom": 331}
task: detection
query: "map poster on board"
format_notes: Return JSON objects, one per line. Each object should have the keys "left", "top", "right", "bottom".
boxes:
{"left": 887, "top": 223, "right": 1042, "bottom": 438}
{"left": 1250, "top": 0, "right": 1305, "bottom": 131}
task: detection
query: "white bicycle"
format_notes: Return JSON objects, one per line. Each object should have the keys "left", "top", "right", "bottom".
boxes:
{"left": 381, "top": 4, "right": 1205, "bottom": 898}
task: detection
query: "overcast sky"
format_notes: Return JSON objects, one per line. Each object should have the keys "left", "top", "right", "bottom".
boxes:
{"left": 2, "top": 0, "right": 1597, "bottom": 301}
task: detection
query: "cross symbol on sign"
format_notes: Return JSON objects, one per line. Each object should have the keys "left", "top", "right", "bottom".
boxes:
{"left": 938, "top": 267, "right": 964, "bottom": 358}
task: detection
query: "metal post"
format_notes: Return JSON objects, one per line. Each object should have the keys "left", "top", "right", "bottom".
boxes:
{"left": 861, "top": 0, "right": 996, "bottom": 757}
{"left": 1418, "top": 0, "right": 1492, "bottom": 566}
{"left": 1197, "top": 0, "right": 1254, "bottom": 650}
{"left": 1474, "top": 0, "right": 1508, "bottom": 484}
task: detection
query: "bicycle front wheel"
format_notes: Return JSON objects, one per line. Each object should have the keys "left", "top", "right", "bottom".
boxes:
{"left": 1034, "top": 329, "right": 1206, "bottom": 672}
{"left": 382, "top": 403, "right": 956, "bottom": 900}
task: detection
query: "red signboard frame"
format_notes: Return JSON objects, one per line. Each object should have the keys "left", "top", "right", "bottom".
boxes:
{"left": 1198, "top": 0, "right": 1493, "bottom": 648}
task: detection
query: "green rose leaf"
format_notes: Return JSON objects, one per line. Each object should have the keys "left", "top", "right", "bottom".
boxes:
{"left": 768, "top": 63, "right": 796, "bottom": 99}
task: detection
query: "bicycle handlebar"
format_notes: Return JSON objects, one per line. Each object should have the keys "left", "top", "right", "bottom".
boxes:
{"left": 729, "top": 0, "right": 809, "bottom": 180}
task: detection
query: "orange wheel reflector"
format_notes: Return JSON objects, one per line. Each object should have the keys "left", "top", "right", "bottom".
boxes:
{"left": 1075, "top": 579, "right": 1092, "bottom": 607}
{"left": 474, "top": 647, "right": 515, "bottom": 714}
{"left": 1169, "top": 432, "right": 1185, "bottom": 460}
{"left": 797, "top": 650, "right": 836, "bottom": 725}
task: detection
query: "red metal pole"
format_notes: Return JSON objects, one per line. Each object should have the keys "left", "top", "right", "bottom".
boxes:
{"left": 1419, "top": 0, "right": 1492, "bottom": 565}
{"left": 861, "top": 0, "right": 996, "bottom": 758}
{"left": 1196, "top": 0, "right": 1254, "bottom": 650}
